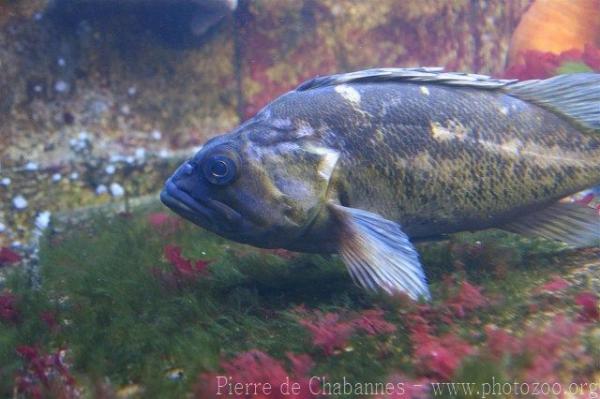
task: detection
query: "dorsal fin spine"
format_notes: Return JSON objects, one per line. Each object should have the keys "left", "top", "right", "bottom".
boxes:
{"left": 295, "top": 67, "right": 515, "bottom": 92}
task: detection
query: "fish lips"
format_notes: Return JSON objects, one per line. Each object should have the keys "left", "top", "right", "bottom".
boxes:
{"left": 160, "top": 179, "right": 242, "bottom": 232}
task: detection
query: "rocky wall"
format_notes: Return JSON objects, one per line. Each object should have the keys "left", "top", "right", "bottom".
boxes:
{"left": 0, "top": 0, "right": 532, "bottom": 247}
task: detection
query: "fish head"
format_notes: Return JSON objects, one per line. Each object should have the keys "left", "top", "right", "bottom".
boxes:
{"left": 161, "top": 117, "right": 340, "bottom": 249}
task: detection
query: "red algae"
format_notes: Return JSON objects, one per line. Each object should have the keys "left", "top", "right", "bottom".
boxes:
{"left": 574, "top": 292, "right": 600, "bottom": 322}
{"left": 504, "top": 43, "right": 600, "bottom": 80}
{"left": 0, "top": 291, "right": 19, "bottom": 323}
{"left": 0, "top": 247, "right": 22, "bottom": 266}
{"left": 353, "top": 309, "right": 397, "bottom": 336}
{"left": 411, "top": 332, "right": 474, "bottom": 381}
{"left": 445, "top": 280, "right": 488, "bottom": 318}
{"left": 483, "top": 325, "right": 520, "bottom": 360}
{"left": 484, "top": 315, "right": 590, "bottom": 382}
{"left": 521, "top": 315, "right": 587, "bottom": 382}
{"left": 164, "top": 244, "right": 210, "bottom": 279}
{"left": 581, "top": 43, "right": 600, "bottom": 70}
{"left": 152, "top": 245, "right": 212, "bottom": 290}
{"left": 537, "top": 276, "right": 571, "bottom": 293}
{"left": 15, "top": 346, "right": 80, "bottom": 399}
{"left": 40, "top": 310, "right": 60, "bottom": 332}
{"left": 298, "top": 312, "right": 356, "bottom": 355}
{"left": 404, "top": 303, "right": 475, "bottom": 380}
{"left": 195, "top": 350, "right": 316, "bottom": 399}
{"left": 147, "top": 212, "right": 181, "bottom": 235}
{"left": 296, "top": 308, "right": 397, "bottom": 355}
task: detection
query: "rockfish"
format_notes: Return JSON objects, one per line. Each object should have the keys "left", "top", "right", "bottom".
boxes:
{"left": 161, "top": 68, "right": 600, "bottom": 300}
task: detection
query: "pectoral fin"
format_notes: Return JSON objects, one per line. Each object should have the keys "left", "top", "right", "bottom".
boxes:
{"left": 502, "top": 202, "right": 600, "bottom": 247}
{"left": 329, "top": 204, "right": 430, "bottom": 300}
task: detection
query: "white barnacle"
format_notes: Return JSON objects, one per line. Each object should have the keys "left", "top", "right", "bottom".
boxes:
{"left": 105, "top": 164, "right": 116, "bottom": 175}
{"left": 151, "top": 130, "right": 162, "bottom": 140}
{"left": 13, "top": 195, "right": 28, "bottom": 210}
{"left": 334, "top": 84, "right": 361, "bottom": 105}
{"left": 499, "top": 106, "right": 509, "bottom": 115}
{"left": 110, "top": 182, "right": 125, "bottom": 197}
{"left": 1, "top": 177, "right": 11, "bottom": 186}
{"left": 52, "top": 173, "right": 62, "bottom": 182}
{"left": 419, "top": 86, "right": 430, "bottom": 96}
{"left": 159, "top": 149, "right": 169, "bottom": 158}
{"left": 135, "top": 147, "right": 146, "bottom": 160}
{"left": 96, "top": 184, "right": 108, "bottom": 195}
{"left": 109, "top": 154, "right": 125, "bottom": 163}
{"left": 54, "top": 80, "right": 69, "bottom": 93}
{"left": 35, "top": 211, "right": 51, "bottom": 231}
{"left": 24, "top": 161, "right": 39, "bottom": 171}
{"left": 78, "top": 131, "right": 90, "bottom": 141}
{"left": 0, "top": 222, "right": 5, "bottom": 233}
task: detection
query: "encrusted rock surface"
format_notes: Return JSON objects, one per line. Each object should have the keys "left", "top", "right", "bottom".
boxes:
{"left": 1, "top": 0, "right": 532, "bottom": 246}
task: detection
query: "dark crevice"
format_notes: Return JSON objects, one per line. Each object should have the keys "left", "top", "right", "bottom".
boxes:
{"left": 469, "top": 0, "right": 482, "bottom": 73}
{"left": 232, "top": 0, "right": 250, "bottom": 123}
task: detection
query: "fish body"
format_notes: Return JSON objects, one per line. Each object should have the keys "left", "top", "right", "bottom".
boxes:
{"left": 162, "top": 68, "right": 600, "bottom": 299}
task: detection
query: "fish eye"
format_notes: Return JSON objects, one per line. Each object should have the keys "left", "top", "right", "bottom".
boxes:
{"left": 202, "top": 154, "right": 238, "bottom": 185}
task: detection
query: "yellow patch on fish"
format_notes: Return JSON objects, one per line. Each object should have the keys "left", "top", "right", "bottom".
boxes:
{"left": 411, "top": 151, "right": 436, "bottom": 171}
{"left": 430, "top": 121, "right": 469, "bottom": 141}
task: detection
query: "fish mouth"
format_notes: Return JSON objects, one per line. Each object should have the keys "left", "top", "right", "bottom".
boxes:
{"left": 160, "top": 179, "right": 242, "bottom": 231}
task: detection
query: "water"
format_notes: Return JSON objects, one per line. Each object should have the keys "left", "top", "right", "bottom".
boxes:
{"left": 0, "top": 1, "right": 598, "bottom": 398}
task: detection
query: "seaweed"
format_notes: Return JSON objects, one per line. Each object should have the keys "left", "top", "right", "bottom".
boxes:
{"left": 0, "top": 204, "right": 598, "bottom": 397}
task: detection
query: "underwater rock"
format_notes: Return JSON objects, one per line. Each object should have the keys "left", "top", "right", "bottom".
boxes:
{"left": 0, "top": 0, "right": 239, "bottom": 246}
{"left": 46, "top": 0, "right": 237, "bottom": 48}
{"left": 0, "top": 151, "right": 186, "bottom": 247}
{"left": 0, "top": 0, "right": 534, "bottom": 251}
{"left": 238, "top": 0, "right": 532, "bottom": 115}
{"left": 236, "top": 0, "right": 340, "bottom": 118}
{"left": 508, "top": 0, "right": 600, "bottom": 68}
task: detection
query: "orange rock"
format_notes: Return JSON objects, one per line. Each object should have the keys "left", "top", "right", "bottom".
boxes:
{"left": 508, "top": 0, "right": 600, "bottom": 66}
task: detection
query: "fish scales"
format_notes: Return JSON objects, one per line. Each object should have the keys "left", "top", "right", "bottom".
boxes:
{"left": 162, "top": 68, "right": 600, "bottom": 299}
{"left": 263, "top": 82, "right": 600, "bottom": 237}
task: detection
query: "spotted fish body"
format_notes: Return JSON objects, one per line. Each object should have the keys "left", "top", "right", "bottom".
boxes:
{"left": 268, "top": 75, "right": 600, "bottom": 241}
{"left": 162, "top": 68, "right": 600, "bottom": 300}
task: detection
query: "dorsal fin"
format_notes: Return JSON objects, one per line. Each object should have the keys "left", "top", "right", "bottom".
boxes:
{"left": 295, "top": 67, "right": 516, "bottom": 92}
{"left": 504, "top": 73, "right": 600, "bottom": 132}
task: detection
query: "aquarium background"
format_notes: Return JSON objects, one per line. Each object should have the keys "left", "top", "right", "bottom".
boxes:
{"left": 0, "top": 0, "right": 599, "bottom": 398}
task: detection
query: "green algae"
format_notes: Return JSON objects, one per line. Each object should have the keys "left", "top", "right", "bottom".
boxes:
{"left": 556, "top": 62, "right": 594, "bottom": 75}
{"left": 0, "top": 203, "right": 597, "bottom": 397}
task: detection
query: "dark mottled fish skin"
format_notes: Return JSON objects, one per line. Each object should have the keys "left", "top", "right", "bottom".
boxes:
{"left": 258, "top": 82, "right": 600, "bottom": 242}
{"left": 162, "top": 69, "right": 600, "bottom": 299}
